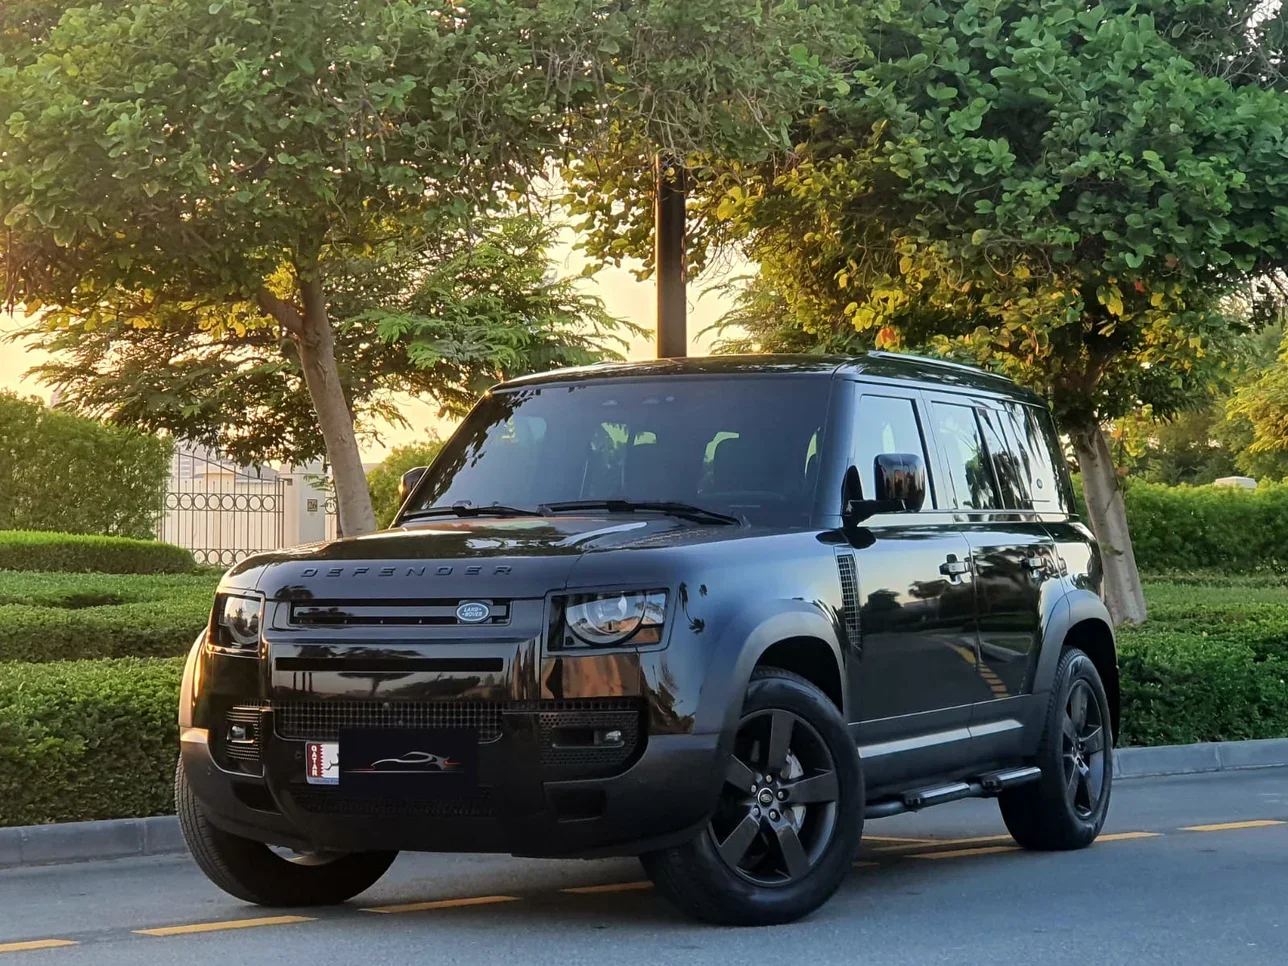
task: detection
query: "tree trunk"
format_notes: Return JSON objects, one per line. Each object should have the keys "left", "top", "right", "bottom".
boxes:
{"left": 1069, "top": 419, "right": 1147, "bottom": 625}
{"left": 259, "top": 279, "right": 377, "bottom": 538}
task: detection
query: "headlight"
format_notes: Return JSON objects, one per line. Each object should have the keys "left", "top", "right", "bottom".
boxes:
{"left": 562, "top": 590, "right": 667, "bottom": 648}
{"left": 213, "top": 593, "right": 263, "bottom": 651}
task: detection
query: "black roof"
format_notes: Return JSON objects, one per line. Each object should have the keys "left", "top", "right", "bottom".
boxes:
{"left": 498, "top": 352, "right": 1044, "bottom": 404}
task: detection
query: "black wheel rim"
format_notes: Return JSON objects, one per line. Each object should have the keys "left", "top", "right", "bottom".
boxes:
{"left": 1062, "top": 680, "right": 1107, "bottom": 818}
{"left": 707, "top": 709, "right": 840, "bottom": 887}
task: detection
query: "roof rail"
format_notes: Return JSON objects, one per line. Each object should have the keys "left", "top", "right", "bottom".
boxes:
{"left": 865, "top": 350, "right": 1012, "bottom": 382}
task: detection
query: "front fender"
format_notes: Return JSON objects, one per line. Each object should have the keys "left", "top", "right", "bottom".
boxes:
{"left": 178, "top": 632, "right": 205, "bottom": 730}
{"left": 692, "top": 599, "right": 845, "bottom": 737}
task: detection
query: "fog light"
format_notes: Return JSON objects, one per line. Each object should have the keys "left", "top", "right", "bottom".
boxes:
{"left": 227, "top": 722, "right": 255, "bottom": 744}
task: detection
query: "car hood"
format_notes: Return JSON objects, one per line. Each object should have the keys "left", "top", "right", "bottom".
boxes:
{"left": 224, "top": 515, "right": 751, "bottom": 600}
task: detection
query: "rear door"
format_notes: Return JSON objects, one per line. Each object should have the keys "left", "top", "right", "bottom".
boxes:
{"left": 846, "top": 386, "right": 980, "bottom": 785}
{"left": 923, "top": 394, "right": 1058, "bottom": 755}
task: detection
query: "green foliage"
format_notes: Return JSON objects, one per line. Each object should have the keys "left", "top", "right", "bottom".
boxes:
{"left": 0, "top": 571, "right": 215, "bottom": 663}
{"left": 17, "top": 215, "right": 635, "bottom": 469}
{"left": 0, "top": 657, "right": 183, "bottom": 826}
{"left": 614, "top": 0, "right": 1288, "bottom": 433}
{"left": 0, "top": 0, "right": 864, "bottom": 527}
{"left": 1117, "top": 481, "right": 1288, "bottom": 573}
{"left": 1229, "top": 329, "right": 1288, "bottom": 475}
{"left": 366, "top": 438, "right": 445, "bottom": 529}
{"left": 0, "top": 392, "right": 171, "bottom": 538}
{"left": 1118, "top": 579, "right": 1288, "bottom": 746}
{"left": 0, "top": 531, "right": 195, "bottom": 574}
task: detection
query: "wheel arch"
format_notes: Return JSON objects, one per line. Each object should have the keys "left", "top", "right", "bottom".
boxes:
{"left": 1036, "top": 590, "right": 1120, "bottom": 743}
{"left": 697, "top": 604, "right": 847, "bottom": 737}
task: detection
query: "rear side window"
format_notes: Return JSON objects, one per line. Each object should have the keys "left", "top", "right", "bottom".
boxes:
{"left": 978, "top": 408, "right": 1032, "bottom": 509}
{"left": 1007, "top": 403, "right": 1070, "bottom": 510}
{"left": 855, "top": 394, "right": 934, "bottom": 508}
{"left": 930, "top": 402, "right": 1000, "bottom": 510}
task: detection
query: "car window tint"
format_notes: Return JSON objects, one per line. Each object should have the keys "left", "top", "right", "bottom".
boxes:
{"left": 931, "top": 402, "right": 999, "bottom": 510}
{"left": 1007, "top": 403, "right": 1061, "bottom": 507}
{"left": 856, "top": 394, "right": 933, "bottom": 508}
{"left": 978, "top": 408, "right": 1032, "bottom": 509}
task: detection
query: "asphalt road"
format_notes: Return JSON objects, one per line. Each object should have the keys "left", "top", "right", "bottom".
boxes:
{"left": 2, "top": 769, "right": 1286, "bottom": 965}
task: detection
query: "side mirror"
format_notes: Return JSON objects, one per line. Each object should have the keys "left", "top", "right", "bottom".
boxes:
{"left": 397, "top": 466, "right": 428, "bottom": 505}
{"left": 874, "top": 452, "right": 927, "bottom": 510}
{"left": 842, "top": 453, "right": 927, "bottom": 524}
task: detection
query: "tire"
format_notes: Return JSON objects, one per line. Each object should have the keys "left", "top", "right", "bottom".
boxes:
{"left": 175, "top": 760, "right": 397, "bottom": 906}
{"left": 641, "top": 668, "right": 863, "bottom": 926}
{"left": 999, "top": 647, "right": 1113, "bottom": 850}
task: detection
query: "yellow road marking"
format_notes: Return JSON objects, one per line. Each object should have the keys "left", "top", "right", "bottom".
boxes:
{"left": 1182, "top": 820, "right": 1286, "bottom": 833}
{"left": 362, "top": 895, "right": 519, "bottom": 914}
{"left": 863, "top": 835, "right": 936, "bottom": 844}
{"left": 1098, "top": 832, "right": 1161, "bottom": 842}
{"left": 562, "top": 881, "right": 653, "bottom": 895}
{"left": 0, "top": 940, "right": 78, "bottom": 954}
{"left": 913, "top": 845, "right": 1021, "bottom": 860}
{"left": 871, "top": 834, "right": 1014, "bottom": 853}
{"left": 135, "top": 915, "right": 314, "bottom": 937}
{"left": 853, "top": 860, "right": 879, "bottom": 868}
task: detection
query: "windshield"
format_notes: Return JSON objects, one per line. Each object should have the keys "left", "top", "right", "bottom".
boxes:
{"left": 405, "top": 376, "right": 833, "bottom": 527}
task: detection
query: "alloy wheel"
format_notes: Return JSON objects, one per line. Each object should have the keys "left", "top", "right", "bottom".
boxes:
{"left": 1061, "top": 679, "right": 1107, "bottom": 818}
{"left": 708, "top": 709, "right": 840, "bottom": 886}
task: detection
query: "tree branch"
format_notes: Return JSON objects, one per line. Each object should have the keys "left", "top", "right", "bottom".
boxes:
{"left": 255, "top": 288, "right": 305, "bottom": 336}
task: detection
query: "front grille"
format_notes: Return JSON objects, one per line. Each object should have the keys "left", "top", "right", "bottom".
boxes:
{"left": 836, "top": 552, "right": 861, "bottom": 649}
{"left": 275, "top": 701, "right": 505, "bottom": 742}
{"left": 289, "top": 599, "right": 511, "bottom": 627}
{"left": 290, "top": 787, "right": 496, "bottom": 818}
{"left": 223, "top": 706, "right": 264, "bottom": 762}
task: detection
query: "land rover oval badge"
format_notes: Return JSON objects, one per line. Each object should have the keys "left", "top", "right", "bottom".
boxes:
{"left": 456, "top": 601, "right": 490, "bottom": 623}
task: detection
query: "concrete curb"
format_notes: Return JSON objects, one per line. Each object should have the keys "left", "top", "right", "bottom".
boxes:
{"left": 2, "top": 739, "right": 1286, "bottom": 870}
{"left": 1113, "top": 737, "right": 1288, "bottom": 780}
{"left": 0, "top": 816, "right": 183, "bottom": 870}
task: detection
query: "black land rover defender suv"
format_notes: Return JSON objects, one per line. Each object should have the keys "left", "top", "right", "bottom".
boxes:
{"left": 177, "top": 353, "right": 1117, "bottom": 925}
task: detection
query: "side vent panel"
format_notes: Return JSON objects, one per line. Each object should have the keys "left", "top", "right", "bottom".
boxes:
{"left": 835, "top": 552, "right": 861, "bottom": 650}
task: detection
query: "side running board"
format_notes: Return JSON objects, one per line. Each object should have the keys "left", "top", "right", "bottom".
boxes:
{"left": 864, "top": 766, "right": 1041, "bottom": 819}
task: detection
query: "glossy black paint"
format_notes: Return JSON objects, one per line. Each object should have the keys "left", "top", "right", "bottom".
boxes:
{"left": 181, "top": 353, "right": 1115, "bottom": 859}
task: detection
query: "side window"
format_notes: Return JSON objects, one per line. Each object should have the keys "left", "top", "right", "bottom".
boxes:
{"left": 978, "top": 408, "right": 1032, "bottom": 509}
{"left": 1007, "top": 403, "right": 1065, "bottom": 509}
{"left": 930, "top": 402, "right": 1000, "bottom": 510}
{"left": 855, "top": 394, "right": 933, "bottom": 508}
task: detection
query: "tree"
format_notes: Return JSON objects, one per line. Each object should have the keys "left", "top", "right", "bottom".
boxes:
{"left": 16, "top": 214, "right": 631, "bottom": 470}
{"left": 0, "top": 0, "right": 618, "bottom": 535}
{"left": 606, "top": 0, "right": 1288, "bottom": 623}
{"left": 366, "top": 437, "right": 445, "bottom": 529}
{"left": 1229, "top": 329, "right": 1288, "bottom": 478}
{"left": 1, "top": 0, "right": 873, "bottom": 537}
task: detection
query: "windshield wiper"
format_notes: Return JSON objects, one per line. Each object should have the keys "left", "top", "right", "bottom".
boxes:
{"left": 402, "top": 501, "right": 541, "bottom": 520}
{"left": 538, "top": 500, "right": 743, "bottom": 526}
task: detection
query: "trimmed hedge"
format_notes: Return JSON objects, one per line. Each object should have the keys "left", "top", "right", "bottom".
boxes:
{"left": 1117, "top": 579, "right": 1288, "bottom": 746}
{"left": 0, "top": 530, "right": 195, "bottom": 575}
{"left": 0, "top": 657, "right": 183, "bottom": 827}
{"left": 0, "top": 392, "right": 172, "bottom": 539}
{"left": 1075, "top": 477, "right": 1288, "bottom": 573}
{"left": 0, "top": 572, "right": 214, "bottom": 663}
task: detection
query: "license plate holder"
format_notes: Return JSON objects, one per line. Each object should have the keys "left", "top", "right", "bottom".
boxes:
{"left": 335, "top": 728, "right": 480, "bottom": 798}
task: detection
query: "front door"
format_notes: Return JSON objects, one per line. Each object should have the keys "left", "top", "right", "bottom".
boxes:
{"left": 846, "top": 388, "right": 982, "bottom": 784}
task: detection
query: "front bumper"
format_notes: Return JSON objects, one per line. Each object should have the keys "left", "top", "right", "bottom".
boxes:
{"left": 181, "top": 709, "right": 723, "bottom": 858}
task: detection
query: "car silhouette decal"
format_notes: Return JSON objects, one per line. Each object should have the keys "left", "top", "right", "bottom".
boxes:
{"left": 346, "top": 750, "right": 462, "bottom": 773}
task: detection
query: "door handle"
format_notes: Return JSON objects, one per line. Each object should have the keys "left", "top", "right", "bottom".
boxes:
{"left": 939, "top": 558, "right": 970, "bottom": 577}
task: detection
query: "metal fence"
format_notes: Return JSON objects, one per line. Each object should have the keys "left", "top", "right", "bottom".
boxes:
{"left": 157, "top": 450, "right": 285, "bottom": 566}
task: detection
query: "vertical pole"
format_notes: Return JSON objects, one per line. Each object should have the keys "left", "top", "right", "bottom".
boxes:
{"left": 655, "top": 154, "right": 687, "bottom": 358}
